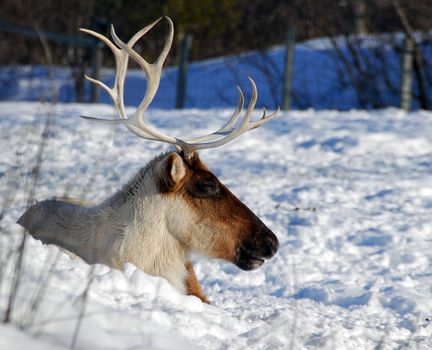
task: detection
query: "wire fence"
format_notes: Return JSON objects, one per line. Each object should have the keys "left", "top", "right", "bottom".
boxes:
{"left": 1, "top": 21, "right": 432, "bottom": 111}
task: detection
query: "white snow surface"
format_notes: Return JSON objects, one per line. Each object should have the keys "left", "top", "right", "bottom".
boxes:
{"left": 1, "top": 102, "right": 432, "bottom": 349}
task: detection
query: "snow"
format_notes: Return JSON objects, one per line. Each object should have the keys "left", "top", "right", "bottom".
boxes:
{"left": 1, "top": 101, "right": 432, "bottom": 349}
{"left": 2, "top": 33, "right": 431, "bottom": 110}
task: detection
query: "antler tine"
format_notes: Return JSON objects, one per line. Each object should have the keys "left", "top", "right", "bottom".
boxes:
{"left": 179, "top": 77, "right": 279, "bottom": 155}
{"left": 184, "top": 78, "right": 259, "bottom": 152}
{"left": 154, "top": 17, "right": 175, "bottom": 68}
{"left": 186, "top": 86, "right": 245, "bottom": 143}
{"left": 253, "top": 106, "right": 280, "bottom": 129}
{"left": 79, "top": 28, "right": 119, "bottom": 54}
{"left": 185, "top": 76, "right": 279, "bottom": 145}
{"left": 127, "top": 17, "right": 163, "bottom": 48}
{"left": 79, "top": 28, "right": 121, "bottom": 96}
{"left": 222, "top": 86, "right": 245, "bottom": 132}
{"left": 110, "top": 18, "right": 174, "bottom": 120}
{"left": 79, "top": 26, "right": 129, "bottom": 120}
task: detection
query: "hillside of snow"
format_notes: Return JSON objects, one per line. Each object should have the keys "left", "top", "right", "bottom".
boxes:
{"left": 2, "top": 34, "right": 431, "bottom": 110}
{"left": 1, "top": 101, "right": 431, "bottom": 349}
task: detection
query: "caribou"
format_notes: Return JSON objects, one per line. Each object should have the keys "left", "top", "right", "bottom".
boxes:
{"left": 18, "top": 17, "right": 279, "bottom": 304}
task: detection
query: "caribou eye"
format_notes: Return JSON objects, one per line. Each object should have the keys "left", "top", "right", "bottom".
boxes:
{"left": 195, "top": 179, "right": 220, "bottom": 197}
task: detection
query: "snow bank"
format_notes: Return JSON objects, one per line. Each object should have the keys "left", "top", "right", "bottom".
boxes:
{"left": 0, "top": 102, "right": 432, "bottom": 349}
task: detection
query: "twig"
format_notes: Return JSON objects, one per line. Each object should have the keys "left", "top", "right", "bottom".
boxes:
{"left": 70, "top": 266, "right": 95, "bottom": 349}
{"left": 275, "top": 203, "right": 317, "bottom": 212}
{"left": 3, "top": 111, "right": 52, "bottom": 323}
{"left": 18, "top": 250, "right": 62, "bottom": 329}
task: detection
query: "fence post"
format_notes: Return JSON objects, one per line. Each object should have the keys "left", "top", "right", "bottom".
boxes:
{"left": 176, "top": 34, "right": 193, "bottom": 109}
{"left": 400, "top": 35, "right": 414, "bottom": 111}
{"left": 353, "top": 0, "right": 367, "bottom": 34}
{"left": 282, "top": 27, "right": 296, "bottom": 111}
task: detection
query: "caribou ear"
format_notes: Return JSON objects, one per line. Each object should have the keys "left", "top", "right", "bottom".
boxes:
{"left": 157, "top": 152, "right": 187, "bottom": 192}
{"left": 168, "top": 152, "right": 187, "bottom": 184}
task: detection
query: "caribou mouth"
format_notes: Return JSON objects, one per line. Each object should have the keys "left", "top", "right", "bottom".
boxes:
{"left": 235, "top": 246, "right": 266, "bottom": 271}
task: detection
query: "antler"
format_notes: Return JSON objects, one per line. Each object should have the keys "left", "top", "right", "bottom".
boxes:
{"left": 80, "top": 17, "right": 279, "bottom": 157}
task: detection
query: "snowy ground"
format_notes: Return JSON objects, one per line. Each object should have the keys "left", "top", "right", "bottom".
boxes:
{"left": 1, "top": 101, "right": 432, "bottom": 349}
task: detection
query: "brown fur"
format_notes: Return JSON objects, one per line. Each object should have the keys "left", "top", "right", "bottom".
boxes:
{"left": 185, "top": 261, "right": 210, "bottom": 304}
{"left": 172, "top": 152, "right": 258, "bottom": 262}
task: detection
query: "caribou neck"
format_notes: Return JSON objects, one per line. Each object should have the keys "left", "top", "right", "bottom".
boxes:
{"left": 99, "top": 154, "right": 189, "bottom": 292}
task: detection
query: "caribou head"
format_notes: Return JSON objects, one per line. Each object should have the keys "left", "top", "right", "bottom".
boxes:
{"left": 18, "top": 17, "right": 279, "bottom": 303}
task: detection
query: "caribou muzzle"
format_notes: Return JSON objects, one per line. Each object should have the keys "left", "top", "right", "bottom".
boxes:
{"left": 235, "top": 226, "right": 279, "bottom": 271}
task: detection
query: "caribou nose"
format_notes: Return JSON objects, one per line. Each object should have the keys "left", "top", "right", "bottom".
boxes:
{"left": 235, "top": 228, "right": 279, "bottom": 271}
{"left": 260, "top": 228, "right": 279, "bottom": 259}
